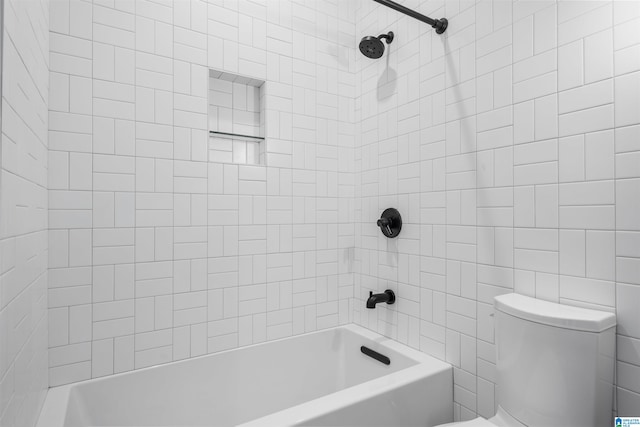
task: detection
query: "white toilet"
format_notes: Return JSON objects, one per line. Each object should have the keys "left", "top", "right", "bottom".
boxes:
{"left": 439, "top": 293, "right": 616, "bottom": 427}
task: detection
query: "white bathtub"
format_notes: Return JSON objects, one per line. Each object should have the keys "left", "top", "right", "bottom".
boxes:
{"left": 37, "top": 324, "right": 452, "bottom": 426}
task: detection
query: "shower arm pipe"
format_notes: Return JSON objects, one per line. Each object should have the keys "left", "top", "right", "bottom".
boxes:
{"left": 373, "top": 0, "right": 448, "bottom": 34}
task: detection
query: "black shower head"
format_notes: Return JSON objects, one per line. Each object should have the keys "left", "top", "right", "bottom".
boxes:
{"left": 359, "top": 31, "right": 394, "bottom": 59}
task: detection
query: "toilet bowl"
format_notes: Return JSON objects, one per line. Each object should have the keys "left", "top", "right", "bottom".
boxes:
{"left": 437, "top": 293, "right": 616, "bottom": 427}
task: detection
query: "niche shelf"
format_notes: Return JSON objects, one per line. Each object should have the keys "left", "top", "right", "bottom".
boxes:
{"left": 208, "top": 69, "right": 265, "bottom": 165}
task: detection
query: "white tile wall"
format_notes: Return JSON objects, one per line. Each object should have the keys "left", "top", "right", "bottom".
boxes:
{"left": 47, "top": 0, "right": 356, "bottom": 388}
{"left": 355, "top": 0, "right": 640, "bottom": 419}
{"left": 0, "top": 0, "right": 50, "bottom": 425}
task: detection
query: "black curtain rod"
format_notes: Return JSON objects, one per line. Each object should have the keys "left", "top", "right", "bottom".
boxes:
{"left": 374, "top": 0, "right": 448, "bottom": 34}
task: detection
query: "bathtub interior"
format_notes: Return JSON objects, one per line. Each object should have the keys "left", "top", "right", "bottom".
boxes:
{"left": 63, "top": 326, "right": 422, "bottom": 426}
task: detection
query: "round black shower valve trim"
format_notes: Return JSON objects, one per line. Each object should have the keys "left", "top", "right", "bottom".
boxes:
{"left": 377, "top": 208, "right": 402, "bottom": 238}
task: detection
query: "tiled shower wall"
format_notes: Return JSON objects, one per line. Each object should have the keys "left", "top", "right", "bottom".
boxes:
{"left": 354, "top": 0, "right": 640, "bottom": 419}
{"left": 47, "top": 0, "right": 356, "bottom": 387}
{"left": 0, "top": 0, "right": 50, "bottom": 425}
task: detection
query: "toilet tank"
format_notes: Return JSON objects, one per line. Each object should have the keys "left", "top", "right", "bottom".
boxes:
{"left": 494, "top": 294, "right": 616, "bottom": 427}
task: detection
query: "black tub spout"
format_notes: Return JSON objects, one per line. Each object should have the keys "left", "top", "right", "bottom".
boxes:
{"left": 366, "top": 290, "right": 396, "bottom": 309}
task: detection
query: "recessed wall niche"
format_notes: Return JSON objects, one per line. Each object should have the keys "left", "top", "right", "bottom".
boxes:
{"left": 208, "top": 70, "right": 265, "bottom": 165}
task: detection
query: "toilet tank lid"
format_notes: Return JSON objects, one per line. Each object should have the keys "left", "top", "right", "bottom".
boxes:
{"left": 494, "top": 294, "right": 616, "bottom": 332}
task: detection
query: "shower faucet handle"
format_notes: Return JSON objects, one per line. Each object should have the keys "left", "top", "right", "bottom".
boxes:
{"left": 377, "top": 208, "right": 402, "bottom": 238}
{"left": 376, "top": 217, "right": 392, "bottom": 235}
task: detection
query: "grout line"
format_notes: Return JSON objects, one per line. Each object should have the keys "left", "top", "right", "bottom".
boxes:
{"left": 511, "top": 0, "right": 516, "bottom": 303}
{"left": 611, "top": 0, "right": 618, "bottom": 414}
{"left": 132, "top": 0, "right": 137, "bottom": 372}
{"left": 555, "top": 0, "right": 560, "bottom": 304}
{"left": 88, "top": 0, "right": 95, "bottom": 380}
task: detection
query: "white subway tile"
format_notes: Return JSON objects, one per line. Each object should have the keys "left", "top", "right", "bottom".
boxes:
{"left": 50, "top": 362, "right": 91, "bottom": 387}
{"left": 69, "top": 304, "right": 92, "bottom": 343}
{"left": 50, "top": 0, "right": 70, "bottom": 34}
{"left": 584, "top": 29, "right": 613, "bottom": 83}
{"left": 559, "top": 135, "right": 585, "bottom": 182}
{"left": 48, "top": 308, "right": 69, "bottom": 347}
{"left": 617, "top": 152, "right": 640, "bottom": 179}
{"left": 617, "top": 179, "right": 640, "bottom": 231}
{"left": 49, "top": 342, "right": 90, "bottom": 368}
{"left": 92, "top": 339, "right": 114, "bottom": 378}
{"left": 617, "top": 283, "right": 640, "bottom": 338}
{"left": 514, "top": 50, "right": 556, "bottom": 83}
{"left": 513, "top": 15, "right": 533, "bottom": 62}
{"left": 585, "top": 130, "right": 615, "bottom": 180}
{"left": 558, "top": 79, "right": 613, "bottom": 115}
{"left": 50, "top": 33, "right": 91, "bottom": 58}
{"left": 559, "top": 104, "right": 614, "bottom": 137}
{"left": 514, "top": 139, "right": 557, "bottom": 166}
{"left": 514, "top": 162, "right": 558, "bottom": 186}
{"left": 560, "top": 230, "right": 586, "bottom": 277}
{"left": 558, "top": 39, "right": 584, "bottom": 91}
{"left": 618, "top": 335, "right": 640, "bottom": 367}
{"left": 514, "top": 186, "right": 534, "bottom": 227}
{"left": 559, "top": 181, "right": 615, "bottom": 206}
{"left": 514, "top": 71, "right": 557, "bottom": 103}
{"left": 94, "top": 42, "right": 116, "bottom": 82}
{"left": 614, "top": 17, "right": 640, "bottom": 51}
{"left": 514, "top": 248, "right": 558, "bottom": 274}
{"left": 615, "top": 45, "right": 640, "bottom": 76}
{"left": 615, "top": 72, "right": 640, "bottom": 127}
{"left": 616, "top": 125, "right": 640, "bottom": 154}
{"left": 586, "top": 231, "right": 615, "bottom": 280}
{"left": 515, "top": 228, "right": 558, "bottom": 252}
{"left": 535, "top": 184, "right": 559, "bottom": 228}
{"left": 560, "top": 205, "right": 615, "bottom": 230}
{"left": 534, "top": 5, "right": 556, "bottom": 54}
{"left": 534, "top": 94, "right": 558, "bottom": 140}
{"left": 514, "top": 100, "right": 534, "bottom": 144}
